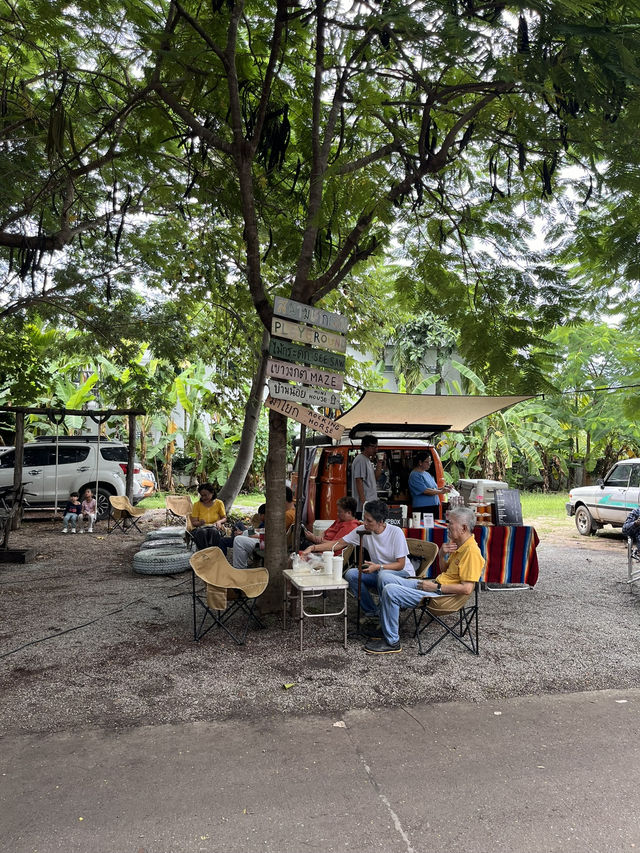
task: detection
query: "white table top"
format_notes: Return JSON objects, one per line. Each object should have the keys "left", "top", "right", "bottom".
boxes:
{"left": 284, "top": 568, "right": 348, "bottom": 590}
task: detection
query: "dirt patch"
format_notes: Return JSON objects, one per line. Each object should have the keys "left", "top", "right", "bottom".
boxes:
{"left": 1, "top": 511, "right": 638, "bottom": 736}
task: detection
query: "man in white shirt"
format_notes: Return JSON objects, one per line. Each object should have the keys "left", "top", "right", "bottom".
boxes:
{"left": 303, "top": 499, "right": 411, "bottom": 624}
{"left": 351, "top": 435, "right": 378, "bottom": 517}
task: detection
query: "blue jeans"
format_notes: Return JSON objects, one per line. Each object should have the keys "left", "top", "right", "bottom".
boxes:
{"left": 344, "top": 567, "right": 413, "bottom": 617}
{"left": 63, "top": 512, "right": 79, "bottom": 529}
{"left": 379, "top": 577, "right": 440, "bottom": 645}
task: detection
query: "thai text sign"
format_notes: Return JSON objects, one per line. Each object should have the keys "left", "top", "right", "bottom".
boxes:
{"left": 273, "top": 296, "right": 348, "bottom": 334}
{"left": 271, "top": 317, "right": 347, "bottom": 353}
{"left": 268, "top": 338, "right": 346, "bottom": 372}
{"left": 268, "top": 379, "right": 341, "bottom": 409}
{"left": 264, "top": 396, "right": 345, "bottom": 440}
{"left": 266, "top": 358, "right": 343, "bottom": 390}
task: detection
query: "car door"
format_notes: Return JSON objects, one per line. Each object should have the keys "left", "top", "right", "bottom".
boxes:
{"left": 21, "top": 446, "right": 52, "bottom": 502}
{"left": 43, "top": 445, "right": 92, "bottom": 502}
{"left": 594, "top": 462, "right": 633, "bottom": 524}
{"left": 625, "top": 464, "right": 640, "bottom": 511}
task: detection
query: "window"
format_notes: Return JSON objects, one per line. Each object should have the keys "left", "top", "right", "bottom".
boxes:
{"left": 101, "top": 446, "right": 129, "bottom": 462}
{"left": 606, "top": 464, "right": 632, "bottom": 488}
{"left": 23, "top": 446, "right": 54, "bottom": 467}
{"left": 629, "top": 466, "right": 640, "bottom": 489}
{"left": 55, "top": 446, "right": 90, "bottom": 465}
{"left": 0, "top": 450, "right": 15, "bottom": 468}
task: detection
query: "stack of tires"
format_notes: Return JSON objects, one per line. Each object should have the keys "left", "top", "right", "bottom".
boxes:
{"left": 133, "top": 526, "right": 192, "bottom": 575}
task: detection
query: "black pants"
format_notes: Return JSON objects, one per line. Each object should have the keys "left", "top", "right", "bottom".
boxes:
{"left": 192, "top": 526, "right": 222, "bottom": 551}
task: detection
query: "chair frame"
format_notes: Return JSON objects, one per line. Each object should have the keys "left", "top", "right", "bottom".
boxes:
{"left": 107, "top": 496, "right": 145, "bottom": 534}
{"left": 413, "top": 583, "right": 479, "bottom": 656}
{"left": 628, "top": 537, "right": 640, "bottom": 590}
{"left": 190, "top": 548, "right": 268, "bottom": 645}
{"left": 165, "top": 495, "right": 193, "bottom": 527}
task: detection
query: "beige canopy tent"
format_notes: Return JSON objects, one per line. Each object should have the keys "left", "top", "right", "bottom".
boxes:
{"left": 335, "top": 392, "right": 533, "bottom": 438}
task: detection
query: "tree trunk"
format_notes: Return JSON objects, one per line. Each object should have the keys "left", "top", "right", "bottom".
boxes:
{"left": 260, "top": 407, "right": 288, "bottom": 614}
{"left": 217, "top": 329, "right": 270, "bottom": 510}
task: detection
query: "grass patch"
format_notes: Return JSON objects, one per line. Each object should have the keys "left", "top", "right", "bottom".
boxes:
{"left": 138, "top": 490, "right": 265, "bottom": 512}
{"left": 520, "top": 491, "right": 569, "bottom": 519}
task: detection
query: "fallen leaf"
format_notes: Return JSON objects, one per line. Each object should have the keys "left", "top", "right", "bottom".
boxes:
{"left": 283, "top": 682, "right": 295, "bottom": 689}
{"left": 333, "top": 720, "right": 346, "bottom": 728}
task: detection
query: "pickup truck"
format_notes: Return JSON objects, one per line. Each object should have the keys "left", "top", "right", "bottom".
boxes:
{"left": 566, "top": 458, "right": 640, "bottom": 535}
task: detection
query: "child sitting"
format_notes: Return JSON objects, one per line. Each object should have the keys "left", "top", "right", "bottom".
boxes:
{"left": 62, "top": 492, "right": 82, "bottom": 533}
{"left": 80, "top": 488, "right": 97, "bottom": 533}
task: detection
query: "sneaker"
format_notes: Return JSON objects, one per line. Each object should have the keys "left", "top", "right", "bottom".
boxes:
{"left": 71, "top": 529, "right": 77, "bottom": 534}
{"left": 79, "top": 529, "right": 84, "bottom": 534}
{"left": 88, "top": 528, "right": 93, "bottom": 533}
{"left": 62, "top": 528, "right": 68, "bottom": 534}
{"left": 364, "top": 638, "right": 402, "bottom": 655}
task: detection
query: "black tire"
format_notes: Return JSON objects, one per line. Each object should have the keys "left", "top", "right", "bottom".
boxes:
{"left": 575, "top": 505, "right": 597, "bottom": 536}
{"left": 133, "top": 547, "right": 191, "bottom": 575}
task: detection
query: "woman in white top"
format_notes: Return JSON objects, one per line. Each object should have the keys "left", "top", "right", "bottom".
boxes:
{"left": 304, "top": 499, "right": 411, "bottom": 620}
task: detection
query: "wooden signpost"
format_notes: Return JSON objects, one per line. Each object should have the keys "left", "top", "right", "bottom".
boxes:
{"left": 267, "top": 379, "right": 341, "bottom": 409}
{"left": 267, "top": 296, "right": 348, "bottom": 549}
{"left": 268, "top": 338, "right": 346, "bottom": 372}
{"left": 273, "top": 296, "right": 349, "bottom": 334}
{"left": 264, "top": 395, "right": 345, "bottom": 440}
{"left": 271, "top": 317, "right": 347, "bottom": 353}
{"left": 266, "top": 358, "right": 343, "bottom": 390}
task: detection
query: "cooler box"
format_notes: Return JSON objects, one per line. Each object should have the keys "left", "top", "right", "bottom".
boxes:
{"left": 457, "top": 479, "right": 508, "bottom": 505}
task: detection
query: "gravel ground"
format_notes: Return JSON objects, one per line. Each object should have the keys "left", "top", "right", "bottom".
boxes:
{"left": 1, "top": 512, "right": 639, "bottom": 737}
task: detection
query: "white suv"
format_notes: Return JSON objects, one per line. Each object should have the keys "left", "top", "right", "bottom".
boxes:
{"left": 0, "top": 437, "right": 156, "bottom": 520}
{"left": 566, "top": 458, "right": 640, "bottom": 535}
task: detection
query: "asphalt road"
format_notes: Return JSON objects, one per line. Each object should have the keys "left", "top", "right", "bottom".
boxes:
{"left": 2, "top": 688, "right": 639, "bottom": 853}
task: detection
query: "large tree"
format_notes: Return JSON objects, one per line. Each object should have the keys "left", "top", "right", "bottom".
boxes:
{"left": 3, "top": 1, "right": 640, "bottom": 604}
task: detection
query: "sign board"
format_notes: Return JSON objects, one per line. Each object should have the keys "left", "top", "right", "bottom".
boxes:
{"left": 268, "top": 379, "right": 341, "bottom": 409}
{"left": 271, "top": 317, "right": 347, "bottom": 354}
{"left": 268, "top": 338, "right": 346, "bottom": 372}
{"left": 493, "top": 489, "right": 523, "bottom": 526}
{"left": 273, "top": 296, "right": 348, "bottom": 334}
{"left": 266, "top": 358, "right": 343, "bottom": 391}
{"left": 264, "top": 395, "right": 345, "bottom": 440}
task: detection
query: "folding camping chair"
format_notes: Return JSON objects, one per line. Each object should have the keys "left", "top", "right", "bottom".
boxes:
{"left": 407, "top": 540, "right": 439, "bottom": 578}
{"left": 412, "top": 583, "right": 480, "bottom": 655}
{"left": 189, "top": 547, "right": 269, "bottom": 644}
{"left": 165, "top": 495, "right": 193, "bottom": 527}
{"left": 628, "top": 537, "right": 640, "bottom": 591}
{"left": 107, "top": 495, "right": 146, "bottom": 534}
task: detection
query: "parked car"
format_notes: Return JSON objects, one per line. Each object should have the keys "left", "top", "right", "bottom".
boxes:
{"left": 566, "top": 458, "right": 640, "bottom": 535}
{"left": 0, "top": 437, "right": 156, "bottom": 520}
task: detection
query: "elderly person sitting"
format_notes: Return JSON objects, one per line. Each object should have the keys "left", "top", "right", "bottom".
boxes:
{"left": 301, "top": 496, "right": 359, "bottom": 553}
{"left": 303, "top": 499, "right": 411, "bottom": 626}
{"left": 363, "top": 505, "right": 485, "bottom": 655}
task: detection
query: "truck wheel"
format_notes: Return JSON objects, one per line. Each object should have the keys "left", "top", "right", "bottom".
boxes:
{"left": 575, "top": 505, "right": 596, "bottom": 536}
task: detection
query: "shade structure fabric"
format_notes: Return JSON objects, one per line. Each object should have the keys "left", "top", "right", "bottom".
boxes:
{"left": 335, "top": 392, "right": 533, "bottom": 437}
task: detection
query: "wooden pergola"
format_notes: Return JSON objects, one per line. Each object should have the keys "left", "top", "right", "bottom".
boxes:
{"left": 0, "top": 405, "right": 145, "bottom": 528}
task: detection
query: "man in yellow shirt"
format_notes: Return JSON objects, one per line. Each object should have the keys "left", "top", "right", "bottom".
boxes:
{"left": 364, "top": 506, "right": 485, "bottom": 654}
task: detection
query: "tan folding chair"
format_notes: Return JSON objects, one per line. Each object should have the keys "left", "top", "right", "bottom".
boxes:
{"left": 413, "top": 583, "right": 480, "bottom": 655}
{"left": 189, "top": 547, "right": 269, "bottom": 644}
{"left": 165, "top": 495, "right": 193, "bottom": 526}
{"left": 107, "top": 495, "right": 146, "bottom": 534}
{"left": 407, "top": 540, "right": 439, "bottom": 578}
